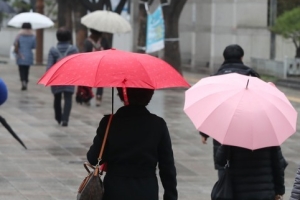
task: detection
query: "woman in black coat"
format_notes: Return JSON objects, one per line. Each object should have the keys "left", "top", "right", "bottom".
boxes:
{"left": 87, "top": 88, "right": 178, "bottom": 200}
{"left": 216, "top": 145, "right": 286, "bottom": 200}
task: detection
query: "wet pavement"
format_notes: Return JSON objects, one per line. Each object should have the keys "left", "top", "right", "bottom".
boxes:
{"left": 0, "top": 58, "right": 300, "bottom": 200}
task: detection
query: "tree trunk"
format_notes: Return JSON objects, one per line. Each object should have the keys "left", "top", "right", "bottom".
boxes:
{"left": 80, "top": 0, "right": 105, "bottom": 11}
{"left": 296, "top": 47, "right": 300, "bottom": 58}
{"left": 137, "top": 0, "right": 149, "bottom": 53}
{"left": 74, "top": 0, "right": 87, "bottom": 52}
{"left": 106, "top": 0, "right": 128, "bottom": 48}
{"left": 57, "top": 0, "right": 67, "bottom": 27}
{"left": 35, "top": 0, "right": 44, "bottom": 65}
{"left": 160, "top": 0, "right": 187, "bottom": 74}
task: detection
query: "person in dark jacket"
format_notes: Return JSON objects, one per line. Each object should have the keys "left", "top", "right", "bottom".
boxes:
{"left": 81, "top": 29, "right": 110, "bottom": 107}
{"left": 216, "top": 145, "right": 286, "bottom": 200}
{"left": 46, "top": 27, "right": 78, "bottom": 127}
{"left": 290, "top": 164, "right": 300, "bottom": 200}
{"left": 200, "top": 44, "right": 260, "bottom": 171}
{"left": 87, "top": 87, "right": 178, "bottom": 200}
{"left": 14, "top": 22, "right": 36, "bottom": 91}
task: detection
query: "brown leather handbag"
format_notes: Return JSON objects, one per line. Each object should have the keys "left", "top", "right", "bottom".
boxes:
{"left": 77, "top": 115, "right": 113, "bottom": 200}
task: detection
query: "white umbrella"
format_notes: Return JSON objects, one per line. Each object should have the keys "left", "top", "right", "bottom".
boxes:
{"left": 81, "top": 10, "right": 131, "bottom": 34}
{"left": 8, "top": 11, "right": 54, "bottom": 29}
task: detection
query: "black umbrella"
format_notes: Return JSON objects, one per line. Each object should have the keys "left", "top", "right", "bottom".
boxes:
{"left": 0, "top": 115, "right": 27, "bottom": 149}
{"left": 0, "top": 0, "right": 15, "bottom": 14}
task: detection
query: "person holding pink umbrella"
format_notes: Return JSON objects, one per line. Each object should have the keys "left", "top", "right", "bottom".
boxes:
{"left": 200, "top": 44, "right": 261, "bottom": 176}
{"left": 290, "top": 164, "right": 300, "bottom": 200}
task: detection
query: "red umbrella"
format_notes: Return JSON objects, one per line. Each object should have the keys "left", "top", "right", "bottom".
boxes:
{"left": 38, "top": 49, "right": 190, "bottom": 89}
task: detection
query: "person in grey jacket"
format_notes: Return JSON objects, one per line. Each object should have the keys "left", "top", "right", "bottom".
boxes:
{"left": 46, "top": 27, "right": 78, "bottom": 127}
{"left": 14, "top": 22, "right": 36, "bottom": 91}
{"left": 290, "top": 164, "right": 300, "bottom": 200}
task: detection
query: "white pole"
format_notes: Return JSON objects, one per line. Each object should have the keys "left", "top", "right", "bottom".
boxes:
{"left": 191, "top": 1, "right": 196, "bottom": 69}
{"left": 210, "top": 0, "right": 216, "bottom": 74}
{"left": 232, "top": 0, "right": 237, "bottom": 43}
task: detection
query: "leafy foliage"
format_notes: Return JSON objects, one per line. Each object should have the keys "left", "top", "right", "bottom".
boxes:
{"left": 271, "top": 7, "right": 300, "bottom": 48}
{"left": 277, "top": 0, "right": 300, "bottom": 16}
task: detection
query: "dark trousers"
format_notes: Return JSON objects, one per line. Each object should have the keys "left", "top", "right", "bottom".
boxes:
{"left": 54, "top": 92, "right": 73, "bottom": 123}
{"left": 18, "top": 65, "right": 30, "bottom": 82}
{"left": 96, "top": 87, "right": 103, "bottom": 96}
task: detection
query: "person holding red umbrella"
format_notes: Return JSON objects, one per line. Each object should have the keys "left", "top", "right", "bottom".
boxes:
{"left": 87, "top": 87, "right": 178, "bottom": 200}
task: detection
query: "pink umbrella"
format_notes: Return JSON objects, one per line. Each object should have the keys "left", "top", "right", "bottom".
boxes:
{"left": 184, "top": 73, "right": 298, "bottom": 150}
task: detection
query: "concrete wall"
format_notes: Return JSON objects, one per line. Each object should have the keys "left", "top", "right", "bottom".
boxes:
{"left": 210, "top": 0, "right": 269, "bottom": 72}
{"left": 178, "top": 0, "right": 296, "bottom": 73}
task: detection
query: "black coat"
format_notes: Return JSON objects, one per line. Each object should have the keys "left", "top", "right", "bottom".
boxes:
{"left": 216, "top": 145, "right": 286, "bottom": 200}
{"left": 200, "top": 60, "right": 261, "bottom": 169}
{"left": 87, "top": 105, "right": 178, "bottom": 200}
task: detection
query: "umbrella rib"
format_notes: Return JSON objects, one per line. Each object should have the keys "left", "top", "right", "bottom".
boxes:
{"left": 253, "top": 93, "right": 285, "bottom": 147}
{"left": 253, "top": 90, "right": 297, "bottom": 130}
{"left": 94, "top": 53, "right": 105, "bottom": 86}
{"left": 44, "top": 54, "right": 83, "bottom": 85}
{"left": 221, "top": 90, "right": 246, "bottom": 145}
{"left": 132, "top": 55, "right": 156, "bottom": 89}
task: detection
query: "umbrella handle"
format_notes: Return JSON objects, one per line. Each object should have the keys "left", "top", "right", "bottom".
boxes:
{"left": 112, "top": 88, "right": 114, "bottom": 114}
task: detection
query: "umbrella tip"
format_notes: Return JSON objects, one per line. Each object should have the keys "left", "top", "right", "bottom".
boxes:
{"left": 246, "top": 79, "right": 249, "bottom": 89}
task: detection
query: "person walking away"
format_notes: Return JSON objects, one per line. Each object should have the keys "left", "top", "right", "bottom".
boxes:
{"left": 216, "top": 145, "right": 286, "bottom": 200}
{"left": 13, "top": 22, "right": 36, "bottom": 91}
{"left": 200, "top": 44, "right": 260, "bottom": 177}
{"left": 87, "top": 87, "right": 178, "bottom": 200}
{"left": 80, "top": 29, "right": 110, "bottom": 106}
{"left": 290, "top": 164, "right": 300, "bottom": 200}
{"left": 46, "top": 27, "right": 78, "bottom": 127}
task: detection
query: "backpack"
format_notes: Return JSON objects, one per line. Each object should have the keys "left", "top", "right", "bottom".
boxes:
{"left": 54, "top": 45, "right": 73, "bottom": 62}
{"left": 76, "top": 86, "right": 94, "bottom": 104}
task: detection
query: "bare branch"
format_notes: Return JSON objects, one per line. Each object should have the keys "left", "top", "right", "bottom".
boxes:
{"left": 114, "top": 0, "right": 127, "bottom": 14}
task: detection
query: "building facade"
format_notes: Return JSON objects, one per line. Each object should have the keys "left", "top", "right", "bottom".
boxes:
{"left": 179, "top": 0, "right": 288, "bottom": 73}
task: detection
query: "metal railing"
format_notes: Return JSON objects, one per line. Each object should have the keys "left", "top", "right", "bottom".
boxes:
{"left": 251, "top": 57, "right": 300, "bottom": 79}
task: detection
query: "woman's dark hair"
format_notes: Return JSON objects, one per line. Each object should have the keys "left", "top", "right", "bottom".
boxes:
{"left": 223, "top": 44, "right": 244, "bottom": 61}
{"left": 117, "top": 87, "right": 154, "bottom": 106}
{"left": 21, "top": 22, "right": 32, "bottom": 29}
{"left": 90, "top": 29, "right": 103, "bottom": 37}
{"left": 56, "top": 27, "right": 71, "bottom": 42}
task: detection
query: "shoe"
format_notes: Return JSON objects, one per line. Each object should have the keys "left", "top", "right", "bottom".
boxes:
{"left": 61, "top": 121, "right": 68, "bottom": 127}
{"left": 21, "top": 81, "right": 27, "bottom": 91}
{"left": 83, "top": 101, "right": 91, "bottom": 106}
{"left": 96, "top": 95, "right": 102, "bottom": 107}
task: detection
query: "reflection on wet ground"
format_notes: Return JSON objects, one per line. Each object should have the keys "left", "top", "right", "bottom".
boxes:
{"left": 0, "top": 63, "right": 300, "bottom": 199}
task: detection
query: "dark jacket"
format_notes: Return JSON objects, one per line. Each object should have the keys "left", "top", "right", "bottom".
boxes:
{"left": 83, "top": 37, "right": 110, "bottom": 52}
{"left": 46, "top": 42, "right": 78, "bottom": 94}
{"left": 216, "top": 145, "right": 286, "bottom": 200}
{"left": 87, "top": 105, "right": 177, "bottom": 200}
{"left": 290, "top": 164, "right": 300, "bottom": 200}
{"left": 200, "top": 60, "right": 260, "bottom": 169}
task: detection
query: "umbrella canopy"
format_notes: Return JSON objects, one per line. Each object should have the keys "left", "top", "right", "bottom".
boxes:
{"left": 184, "top": 73, "right": 297, "bottom": 150}
{"left": 81, "top": 10, "right": 131, "bottom": 34}
{"left": 0, "top": 0, "right": 15, "bottom": 14}
{"left": 38, "top": 49, "right": 189, "bottom": 89}
{"left": 8, "top": 11, "right": 54, "bottom": 29}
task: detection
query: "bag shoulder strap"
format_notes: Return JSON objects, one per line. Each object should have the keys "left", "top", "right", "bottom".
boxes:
{"left": 54, "top": 46, "right": 63, "bottom": 58}
{"left": 98, "top": 114, "right": 113, "bottom": 161}
{"left": 63, "top": 45, "right": 73, "bottom": 57}
{"left": 54, "top": 45, "right": 73, "bottom": 57}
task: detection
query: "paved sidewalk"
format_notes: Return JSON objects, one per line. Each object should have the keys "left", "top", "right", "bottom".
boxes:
{"left": 0, "top": 60, "right": 299, "bottom": 200}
